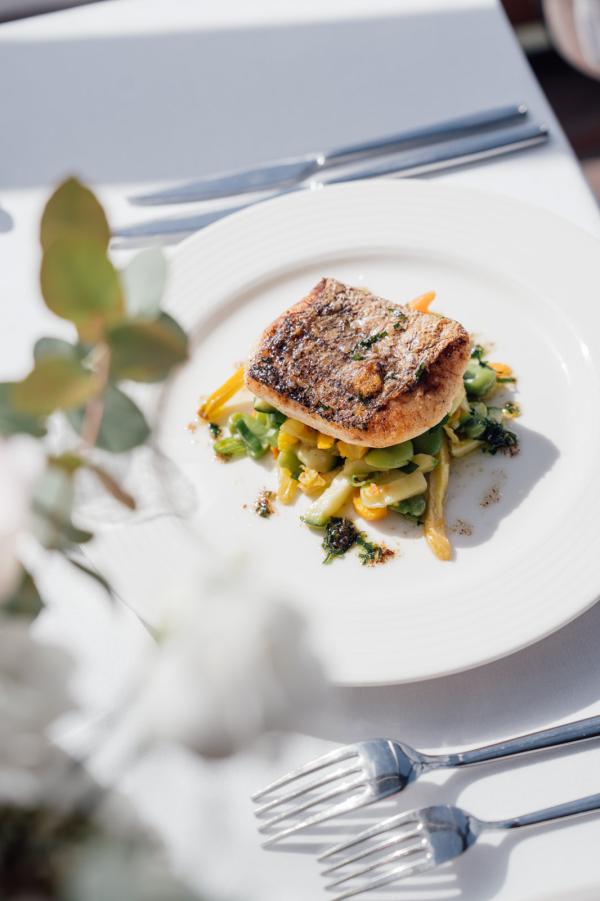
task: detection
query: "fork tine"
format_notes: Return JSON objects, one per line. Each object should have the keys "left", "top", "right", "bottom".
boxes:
{"left": 258, "top": 777, "right": 366, "bottom": 832}
{"left": 261, "top": 789, "right": 370, "bottom": 847}
{"left": 251, "top": 747, "right": 360, "bottom": 802}
{"left": 318, "top": 811, "right": 419, "bottom": 861}
{"left": 321, "top": 825, "right": 423, "bottom": 875}
{"left": 254, "top": 764, "right": 363, "bottom": 817}
{"left": 327, "top": 856, "right": 434, "bottom": 900}
{"left": 326, "top": 840, "right": 428, "bottom": 887}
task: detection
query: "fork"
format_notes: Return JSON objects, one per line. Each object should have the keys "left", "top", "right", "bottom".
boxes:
{"left": 252, "top": 714, "right": 600, "bottom": 844}
{"left": 318, "top": 794, "right": 600, "bottom": 899}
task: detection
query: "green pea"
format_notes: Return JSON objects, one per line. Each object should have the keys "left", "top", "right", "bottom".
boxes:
{"left": 459, "top": 415, "right": 486, "bottom": 439}
{"left": 463, "top": 359, "right": 497, "bottom": 398}
{"left": 364, "top": 440, "right": 414, "bottom": 470}
{"left": 391, "top": 494, "right": 427, "bottom": 520}
{"left": 413, "top": 424, "right": 443, "bottom": 455}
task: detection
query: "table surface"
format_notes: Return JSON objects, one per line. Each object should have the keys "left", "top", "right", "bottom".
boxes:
{"left": 2, "top": 2, "right": 600, "bottom": 899}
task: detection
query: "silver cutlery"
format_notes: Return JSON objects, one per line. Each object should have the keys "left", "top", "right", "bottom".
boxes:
{"left": 114, "top": 122, "right": 548, "bottom": 243}
{"left": 252, "top": 713, "right": 600, "bottom": 845}
{"left": 319, "top": 795, "right": 600, "bottom": 899}
{"left": 129, "top": 103, "right": 528, "bottom": 206}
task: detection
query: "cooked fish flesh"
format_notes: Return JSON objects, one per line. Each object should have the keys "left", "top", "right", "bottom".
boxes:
{"left": 245, "top": 278, "right": 470, "bottom": 447}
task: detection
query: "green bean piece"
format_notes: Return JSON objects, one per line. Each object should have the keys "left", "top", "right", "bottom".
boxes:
{"left": 234, "top": 417, "right": 269, "bottom": 458}
{"left": 253, "top": 396, "right": 277, "bottom": 413}
{"left": 213, "top": 437, "right": 246, "bottom": 458}
{"left": 277, "top": 449, "right": 302, "bottom": 479}
{"left": 463, "top": 359, "right": 497, "bottom": 398}
{"left": 364, "top": 441, "right": 414, "bottom": 470}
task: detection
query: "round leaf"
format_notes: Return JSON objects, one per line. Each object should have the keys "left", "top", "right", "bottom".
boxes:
{"left": 40, "top": 237, "right": 124, "bottom": 342}
{"left": 12, "top": 356, "right": 102, "bottom": 416}
{"left": 66, "top": 384, "right": 150, "bottom": 452}
{"left": 0, "top": 383, "right": 47, "bottom": 437}
{"left": 107, "top": 314, "right": 188, "bottom": 383}
{"left": 40, "top": 177, "right": 110, "bottom": 251}
{"left": 122, "top": 247, "right": 167, "bottom": 318}
{"left": 34, "top": 336, "right": 84, "bottom": 362}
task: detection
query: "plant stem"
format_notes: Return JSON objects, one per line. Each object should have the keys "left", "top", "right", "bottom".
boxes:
{"left": 80, "top": 344, "right": 111, "bottom": 450}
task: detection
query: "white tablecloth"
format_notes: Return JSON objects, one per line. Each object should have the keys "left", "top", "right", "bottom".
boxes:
{"left": 2, "top": 2, "right": 600, "bottom": 899}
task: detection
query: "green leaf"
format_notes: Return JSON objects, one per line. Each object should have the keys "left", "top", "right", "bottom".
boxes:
{"left": 40, "top": 237, "right": 124, "bottom": 342}
{"left": 67, "top": 558, "right": 114, "bottom": 598}
{"left": 34, "top": 336, "right": 85, "bottom": 363}
{"left": 66, "top": 384, "right": 150, "bottom": 452}
{"left": 40, "top": 177, "right": 110, "bottom": 251}
{"left": 122, "top": 247, "right": 167, "bottom": 318}
{"left": 0, "top": 383, "right": 47, "bottom": 437}
{"left": 107, "top": 313, "right": 188, "bottom": 383}
{"left": 3, "top": 568, "right": 43, "bottom": 619}
{"left": 12, "top": 356, "right": 102, "bottom": 416}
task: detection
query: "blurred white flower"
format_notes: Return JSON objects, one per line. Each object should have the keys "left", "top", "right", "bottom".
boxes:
{"left": 125, "top": 564, "right": 326, "bottom": 759}
{"left": 0, "top": 436, "right": 45, "bottom": 601}
{"left": 0, "top": 620, "right": 75, "bottom": 805}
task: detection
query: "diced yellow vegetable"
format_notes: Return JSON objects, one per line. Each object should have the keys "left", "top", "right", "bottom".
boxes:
{"left": 408, "top": 291, "right": 436, "bottom": 313}
{"left": 360, "top": 471, "right": 427, "bottom": 508}
{"left": 336, "top": 441, "right": 367, "bottom": 460}
{"left": 353, "top": 494, "right": 388, "bottom": 521}
{"left": 277, "top": 467, "right": 298, "bottom": 504}
{"left": 443, "top": 425, "right": 459, "bottom": 445}
{"left": 449, "top": 438, "right": 482, "bottom": 458}
{"left": 280, "top": 419, "right": 317, "bottom": 444}
{"left": 317, "top": 433, "right": 335, "bottom": 450}
{"left": 490, "top": 362, "right": 512, "bottom": 378}
{"left": 424, "top": 436, "right": 451, "bottom": 561}
{"left": 277, "top": 430, "right": 298, "bottom": 451}
{"left": 198, "top": 366, "right": 245, "bottom": 420}
{"left": 298, "top": 468, "right": 327, "bottom": 495}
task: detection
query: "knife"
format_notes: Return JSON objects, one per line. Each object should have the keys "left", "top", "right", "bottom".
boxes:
{"left": 129, "top": 103, "right": 528, "bottom": 206}
{"left": 113, "top": 122, "right": 548, "bottom": 244}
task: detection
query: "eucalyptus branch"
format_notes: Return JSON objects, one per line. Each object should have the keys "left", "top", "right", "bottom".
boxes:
{"left": 79, "top": 343, "right": 111, "bottom": 451}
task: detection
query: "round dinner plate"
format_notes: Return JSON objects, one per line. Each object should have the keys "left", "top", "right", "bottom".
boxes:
{"left": 158, "top": 180, "right": 600, "bottom": 685}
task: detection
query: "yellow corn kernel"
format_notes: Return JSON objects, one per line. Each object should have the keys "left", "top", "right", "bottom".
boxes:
{"left": 277, "top": 430, "right": 298, "bottom": 451}
{"left": 279, "top": 418, "right": 317, "bottom": 444}
{"left": 298, "top": 468, "right": 327, "bottom": 495}
{"left": 353, "top": 494, "right": 388, "bottom": 521}
{"left": 408, "top": 291, "right": 436, "bottom": 313}
{"left": 317, "top": 433, "right": 335, "bottom": 450}
{"left": 277, "top": 467, "right": 298, "bottom": 504}
{"left": 336, "top": 441, "right": 367, "bottom": 460}
{"left": 490, "top": 362, "right": 513, "bottom": 378}
{"left": 198, "top": 366, "right": 245, "bottom": 420}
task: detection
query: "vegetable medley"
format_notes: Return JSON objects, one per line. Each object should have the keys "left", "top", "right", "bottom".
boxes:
{"left": 197, "top": 336, "right": 519, "bottom": 564}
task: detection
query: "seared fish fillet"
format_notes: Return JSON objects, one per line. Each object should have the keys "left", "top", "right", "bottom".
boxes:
{"left": 245, "top": 278, "right": 470, "bottom": 447}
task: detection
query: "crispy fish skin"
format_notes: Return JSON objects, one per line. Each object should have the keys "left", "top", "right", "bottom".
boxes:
{"left": 245, "top": 278, "right": 470, "bottom": 447}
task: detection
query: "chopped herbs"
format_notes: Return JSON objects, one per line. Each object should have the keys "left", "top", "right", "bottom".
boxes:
{"left": 470, "top": 344, "right": 486, "bottom": 361}
{"left": 255, "top": 489, "right": 275, "bottom": 518}
{"left": 392, "top": 309, "right": 408, "bottom": 330}
{"left": 356, "top": 534, "right": 393, "bottom": 566}
{"left": 481, "top": 419, "right": 519, "bottom": 456}
{"left": 208, "top": 422, "right": 222, "bottom": 438}
{"left": 322, "top": 517, "right": 359, "bottom": 563}
{"left": 351, "top": 330, "right": 388, "bottom": 360}
{"left": 414, "top": 361, "right": 426, "bottom": 383}
{"left": 321, "top": 517, "right": 392, "bottom": 565}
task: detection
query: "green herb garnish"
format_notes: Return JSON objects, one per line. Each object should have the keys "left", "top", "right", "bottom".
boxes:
{"left": 351, "top": 330, "right": 388, "bottom": 360}
{"left": 414, "top": 361, "right": 426, "bottom": 383}
{"left": 208, "top": 422, "right": 221, "bottom": 438}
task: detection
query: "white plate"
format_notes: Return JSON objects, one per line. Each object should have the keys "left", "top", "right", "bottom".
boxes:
{"left": 158, "top": 180, "right": 600, "bottom": 685}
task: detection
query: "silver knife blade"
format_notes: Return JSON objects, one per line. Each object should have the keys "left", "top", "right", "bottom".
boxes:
{"left": 129, "top": 103, "right": 527, "bottom": 206}
{"left": 113, "top": 122, "right": 548, "bottom": 244}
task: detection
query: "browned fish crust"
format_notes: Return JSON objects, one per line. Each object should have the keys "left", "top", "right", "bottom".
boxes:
{"left": 246, "top": 278, "right": 470, "bottom": 447}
